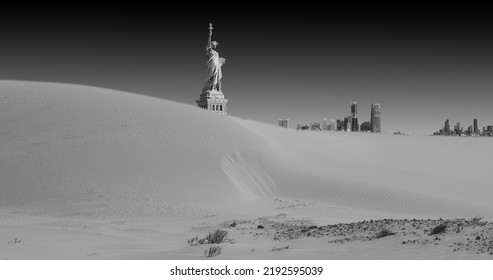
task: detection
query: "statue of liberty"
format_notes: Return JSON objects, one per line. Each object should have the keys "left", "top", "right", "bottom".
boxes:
{"left": 203, "top": 23, "right": 226, "bottom": 92}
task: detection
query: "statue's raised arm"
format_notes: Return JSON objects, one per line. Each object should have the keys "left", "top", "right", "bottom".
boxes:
{"left": 207, "top": 23, "right": 213, "bottom": 49}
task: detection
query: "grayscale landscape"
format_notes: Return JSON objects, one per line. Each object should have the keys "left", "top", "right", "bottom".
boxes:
{"left": 1, "top": 81, "right": 492, "bottom": 259}
{"left": 1, "top": 5, "right": 493, "bottom": 260}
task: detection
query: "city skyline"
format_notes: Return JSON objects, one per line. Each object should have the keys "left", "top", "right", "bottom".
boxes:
{"left": 433, "top": 117, "right": 493, "bottom": 136}
{"left": 1, "top": 5, "right": 493, "bottom": 135}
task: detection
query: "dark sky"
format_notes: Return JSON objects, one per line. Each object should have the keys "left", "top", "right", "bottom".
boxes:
{"left": 1, "top": 4, "right": 493, "bottom": 135}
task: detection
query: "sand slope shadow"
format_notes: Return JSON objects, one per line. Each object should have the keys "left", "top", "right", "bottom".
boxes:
{"left": 222, "top": 151, "right": 276, "bottom": 197}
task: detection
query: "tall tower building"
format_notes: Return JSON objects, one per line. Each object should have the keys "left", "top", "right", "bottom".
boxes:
{"left": 444, "top": 119, "right": 450, "bottom": 135}
{"left": 322, "top": 117, "right": 328, "bottom": 131}
{"left": 474, "top": 119, "right": 478, "bottom": 134}
{"left": 346, "top": 116, "right": 352, "bottom": 132}
{"left": 371, "top": 103, "right": 381, "bottom": 133}
{"left": 196, "top": 23, "right": 229, "bottom": 114}
{"left": 351, "top": 102, "right": 359, "bottom": 132}
{"left": 330, "top": 119, "right": 336, "bottom": 131}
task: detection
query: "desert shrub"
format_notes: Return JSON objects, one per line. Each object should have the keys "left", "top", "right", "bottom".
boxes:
{"left": 375, "top": 228, "right": 395, "bottom": 238}
{"left": 205, "top": 229, "right": 228, "bottom": 244}
{"left": 429, "top": 224, "right": 447, "bottom": 235}
{"left": 204, "top": 246, "right": 222, "bottom": 258}
{"left": 187, "top": 235, "right": 200, "bottom": 246}
{"left": 188, "top": 229, "right": 230, "bottom": 246}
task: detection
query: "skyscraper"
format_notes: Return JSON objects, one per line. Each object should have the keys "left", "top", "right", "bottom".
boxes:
{"left": 322, "top": 117, "right": 328, "bottom": 131}
{"left": 444, "top": 119, "right": 450, "bottom": 135}
{"left": 371, "top": 103, "right": 381, "bottom": 133}
{"left": 351, "top": 102, "right": 359, "bottom": 132}
{"left": 455, "top": 122, "right": 461, "bottom": 134}
{"left": 353, "top": 118, "right": 359, "bottom": 132}
{"left": 330, "top": 119, "right": 336, "bottom": 131}
{"left": 346, "top": 116, "right": 352, "bottom": 132}
{"left": 278, "top": 119, "right": 289, "bottom": 128}
{"left": 474, "top": 119, "right": 478, "bottom": 134}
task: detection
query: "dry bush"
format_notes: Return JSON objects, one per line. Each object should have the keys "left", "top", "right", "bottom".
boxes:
{"left": 204, "top": 246, "right": 222, "bottom": 258}
{"left": 188, "top": 229, "right": 231, "bottom": 246}
{"left": 205, "top": 229, "right": 228, "bottom": 244}
{"left": 375, "top": 228, "right": 395, "bottom": 238}
{"left": 187, "top": 235, "right": 200, "bottom": 246}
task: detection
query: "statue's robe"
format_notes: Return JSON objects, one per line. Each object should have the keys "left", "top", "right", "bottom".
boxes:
{"left": 204, "top": 46, "right": 225, "bottom": 92}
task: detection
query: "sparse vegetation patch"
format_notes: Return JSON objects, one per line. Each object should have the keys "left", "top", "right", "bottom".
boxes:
{"left": 188, "top": 229, "right": 233, "bottom": 246}
{"left": 204, "top": 246, "right": 222, "bottom": 258}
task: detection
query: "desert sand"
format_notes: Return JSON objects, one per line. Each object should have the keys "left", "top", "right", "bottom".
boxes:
{"left": 1, "top": 80, "right": 492, "bottom": 259}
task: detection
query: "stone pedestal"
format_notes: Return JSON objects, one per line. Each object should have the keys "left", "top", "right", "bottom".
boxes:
{"left": 196, "top": 90, "right": 228, "bottom": 114}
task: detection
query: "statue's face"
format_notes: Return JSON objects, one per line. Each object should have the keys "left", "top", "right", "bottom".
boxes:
{"left": 212, "top": 41, "right": 219, "bottom": 49}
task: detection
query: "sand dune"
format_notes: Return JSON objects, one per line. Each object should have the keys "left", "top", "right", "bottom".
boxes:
{"left": 1, "top": 80, "right": 492, "bottom": 259}
{"left": 226, "top": 119, "right": 493, "bottom": 220}
{"left": 0, "top": 80, "right": 271, "bottom": 221}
